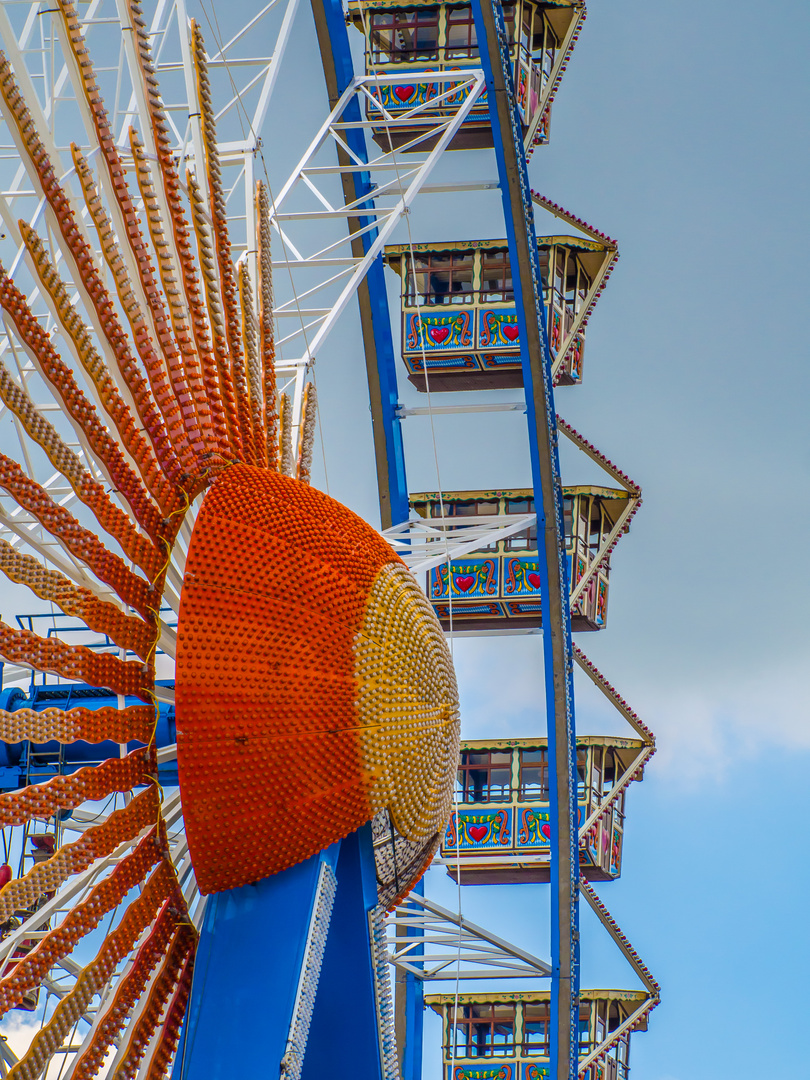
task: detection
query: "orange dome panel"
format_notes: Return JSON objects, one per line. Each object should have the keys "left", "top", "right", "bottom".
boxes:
{"left": 176, "top": 465, "right": 458, "bottom": 895}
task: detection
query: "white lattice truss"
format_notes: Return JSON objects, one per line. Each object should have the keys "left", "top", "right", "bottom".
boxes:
{"left": 265, "top": 67, "right": 486, "bottom": 428}
{"left": 387, "top": 892, "right": 551, "bottom": 982}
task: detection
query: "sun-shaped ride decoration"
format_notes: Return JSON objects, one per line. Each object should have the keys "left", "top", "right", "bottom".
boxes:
{"left": 0, "top": 1, "right": 459, "bottom": 1075}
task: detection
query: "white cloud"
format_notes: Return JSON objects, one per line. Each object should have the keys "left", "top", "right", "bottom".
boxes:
{"left": 452, "top": 634, "right": 546, "bottom": 740}
{"left": 636, "top": 653, "right": 810, "bottom": 787}
{"left": 0, "top": 1012, "right": 42, "bottom": 1061}
{"left": 451, "top": 633, "right": 810, "bottom": 789}
{"left": 0, "top": 1011, "right": 115, "bottom": 1078}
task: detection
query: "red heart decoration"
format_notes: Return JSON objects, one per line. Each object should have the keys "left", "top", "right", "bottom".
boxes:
{"left": 541, "top": 823, "right": 551, "bottom": 839}
{"left": 528, "top": 572, "right": 542, "bottom": 590}
{"left": 394, "top": 84, "right": 416, "bottom": 102}
{"left": 428, "top": 326, "right": 450, "bottom": 344}
{"left": 468, "top": 825, "right": 488, "bottom": 842}
{"left": 502, "top": 324, "right": 519, "bottom": 341}
{"left": 455, "top": 574, "right": 475, "bottom": 592}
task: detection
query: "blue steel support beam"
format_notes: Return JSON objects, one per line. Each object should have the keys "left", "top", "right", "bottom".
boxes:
{"left": 175, "top": 826, "right": 385, "bottom": 1080}
{"left": 302, "top": 825, "right": 383, "bottom": 1080}
{"left": 308, "top": 0, "right": 409, "bottom": 528}
{"left": 468, "top": 1, "right": 580, "bottom": 1076}
{"left": 174, "top": 842, "right": 341, "bottom": 1080}
{"left": 398, "top": 877, "right": 425, "bottom": 1080}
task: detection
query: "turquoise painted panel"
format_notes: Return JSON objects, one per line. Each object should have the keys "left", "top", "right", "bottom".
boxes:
{"left": 404, "top": 311, "right": 474, "bottom": 354}
{"left": 516, "top": 806, "right": 551, "bottom": 848}
{"left": 432, "top": 600, "right": 506, "bottom": 621}
{"left": 447, "top": 1063, "right": 518, "bottom": 1080}
{"left": 445, "top": 807, "right": 512, "bottom": 851}
{"left": 523, "top": 1065, "right": 551, "bottom": 1080}
{"left": 479, "top": 308, "right": 520, "bottom": 349}
{"left": 404, "top": 352, "right": 480, "bottom": 374}
{"left": 568, "top": 333, "right": 584, "bottom": 379}
{"left": 504, "top": 600, "right": 543, "bottom": 617}
{"left": 583, "top": 819, "right": 600, "bottom": 865}
{"left": 609, "top": 824, "right": 622, "bottom": 876}
{"left": 503, "top": 558, "right": 544, "bottom": 598}
{"left": 481, "top": 352, "right": 523, "bottom": 369}
{"left": 548, "top": 308, "right": 562, "bottom": 356}
{"left": 369, "top": 72, "right": 488, "bottom": 116}
{"left": 515, "top": 806, "right": 586, "bottom": 850}
{"left": 429, "top": 559, "right": 499, "bottom": 601}
{"left": 596, "top": 578, "right": 608, "bottom": 626}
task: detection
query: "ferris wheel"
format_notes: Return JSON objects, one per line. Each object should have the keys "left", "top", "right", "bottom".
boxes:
{"left": 0, "top": 1, "right": 658, "bottom": 1079}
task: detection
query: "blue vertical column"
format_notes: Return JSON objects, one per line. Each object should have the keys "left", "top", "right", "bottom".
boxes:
{"left": 173, "top": 826, "right": 384, "bottom": 1079}
{"left": 400, "top": 877, "right": 425, "bottom": 1080}
{"left": 173, "top": 844, "right": 340, "bottom": 1079}
{"left": 468, "top": 1, "right": 580, "bottom": 1077}
{"left": 302, "top": 825, "right": 384, "bottom": 1079}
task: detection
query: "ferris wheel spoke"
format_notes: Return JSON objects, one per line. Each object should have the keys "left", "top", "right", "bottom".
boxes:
{"left": 107, "top": 927, "right": 193, "bottom": 1079}
{"left": 59, "top": 903, "right": 179, "bottom": 1080}
{"left": 266, "top": 70, "right": 486, "bottom": 372}
{"left": 0, "top": 330, "right": 144, "bottom": 524}
{"left": 0, "top": 789, "right": 158, "bottom": 926}
{"left": 0, "top": 506, "right": 114, "bottom": 599}
{"left": 156, "top": 626, "right": 177, "bottom": 662}
{"left": 387, "top": 893, "right": 552, "bottom": 982}
{"left": 382, "top": 513, "right": 539, "bottom": 577}
{"left": 0, "top": 821, "right": 161, "bottom": 950}
{"left": 5, "top": 867, "right": 181, "bottom": 1078}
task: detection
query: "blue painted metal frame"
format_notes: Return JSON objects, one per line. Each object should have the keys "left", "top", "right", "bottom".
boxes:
{"left": 175, "top": 826, "right": 384, "bottom": 1080}
{"left": 0, "top": 683, "right": 178, "bottom": 788}
{"left": 312, "top": 0, "right": 409, "bottom": 528}
{"left": 173, "top": 845, "right": 339, "bottom": 1079}
{"left": 468, "top": 1, "right": 579, "bottom": 1076}
{"left": 401, "top": 877, "right": 425, "bottom": 1080}
{"left": 302, "top": 825, "right": 383, "bottom": 1080}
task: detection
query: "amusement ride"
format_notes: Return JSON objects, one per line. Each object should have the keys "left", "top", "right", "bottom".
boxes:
{"left": 0, "top": 1, "right": 659, "bottom": 1078}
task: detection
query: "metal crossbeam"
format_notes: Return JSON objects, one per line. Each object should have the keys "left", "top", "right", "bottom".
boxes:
{"left": 388, "top": 893, "right": 551, "bottom": 981}
{"left": 382, "top": 513, "right": 535, "bottom": 575}
{"left": 264, "top": 69, "right": 485, "bottom": 433}
{"left": 397, "top": 401, "right": 525, "bottom": 417}
{"left": 576, "top": 881, "right": 659, "bottom": 1075}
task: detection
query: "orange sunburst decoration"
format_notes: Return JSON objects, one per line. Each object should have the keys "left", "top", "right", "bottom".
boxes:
{"left": 0, "top": 0, "right": 458, "bottom": 1075}
{"left": 177, "top": 464, "right": 457, "bottom": 895}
